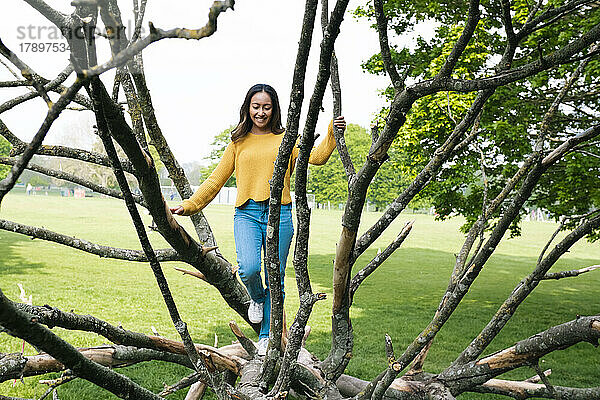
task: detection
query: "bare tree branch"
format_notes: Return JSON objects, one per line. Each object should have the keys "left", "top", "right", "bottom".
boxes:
{"left": 130, "top": 0, "right": 148, "bottom": 44}
{"left": 21, "top": 0, "right": 69, "bottom": 28}
{"left": 81, "top": 1, "right": 235, "bottom": 79}
{"left": 539, "top": 48, "right": 595, "bottom": 137}
{"left": 98, "top": 0, "right": 147, "bottom": 150}
{"left": 373, "top": 0, "right": 403, "bottom": 90}
{"left": 0, "top": 37, "right": 52, "bottom": 105}
{"left": 264, "top": 0, "right": 332, "bottom": 393}
{"left": 260, "top": 0, "right": 323, "bottom": 383}
{"left": 292, "top": 0, "right": 352, "bottom": 384}
{"left": 542, "top": 124, "right": 600, "bottom": 166}
{"left": 542, "top": 264, "right": 600, "bottom": 280}
{"left": 452, "top": 211, "right": 600, "bottom": 366}
{"left": 453, "top": 112, "right": 481, "bottom": 153}
{"left": 0, "top": 119, "right": 136, "bottom": 176}
{"left": 0, "top": 64, "right": 92, "bottom": 114}
{"left": 448, "top": 54, "right": 591, "bottom": 294}
{"left": 575, "top": 148, "right": 600, "bottom": 159}
{"left": 229, "top": 321, "right": 257, "bottom": 359}
{"left": 474, "top": 378, "right": 600, "bottom": 399}
{"left": 84, "top": 70, "right": 256, "bottom": 332}
{"left": 499, "top": 0, "right": 516, "bottom": 47}
{"left": 537, "top": 220, "right": 565, "bottom": 266}
{"left": 0, "top": 344, "right": 193, "bottom": 383}
{"left": 0, "top": 56, "right": 22, "bottom": 80}
{"left": 434, "top": 0, "right": 481, "bottom": 79}
{"left": 353, "top": 89, "right": 493, "bottom": 263}
{"left": 159, "top": 372, "right": 203, "bottom": 397}
{"left": 441, "top": 150, "right": 536, "bottom": 296}
{"left": 0, "top": 83, "right": 92, "bottom": 113}
{"left": 89, "top": 75, "right": 213, "bottom": 384}
{"left": 11, "top": 302, "right": 243, "bottom": 374}
{"left": 322, "top": 0, "right": 355, "bottom": 181}
{"left": 127, "top": 56, "right": 218, "bottom": 247}
{"left": 0, "top": 118, "right": 26, "bottom": 148}
{"left": 0, "top": 78, "right": 85, "bottom": 204}
{"left": 184, "top": 382, "right": 207, "bottom": 400}
{"left": 423, "top": 27, "right": 599, "bottom": 94}
{"left": 33, "top": 145, "right": 134, "bottom": 173}
{"left": 0, "top": 156, "right": 145, "bottom": 205}
{"left": 174, "top": 267, "right": 208, "bottom": 282}
{"left": 0, "top": 395, "right": 34, "bottom": 400}
{"left": 350, "top": 220, "right": 413, "bottom": 298}
{"left": 269, "top": 96, "right": 328, "bottom": 392}
{"left": 517, "top": 0, "right": 595, "bottom": 39}
{"left": 100, "top": 0, "right": 217, "bottom": 254}
{"left": 36, "top": 374, "right": 77, "bottom": 400}
{"left": 369, "top": 154, "right": 550, "bottom": 398}
{"left": 530, "top": 361, "right": 556, "bottom": 398}
{"left": 0, "top": 219, "right": 179, "bottom": 262}
{"left": 439, "top": 315, "right": 600, "bottom": 395}
{"left": 0, "top": 81, "right": 31, "bottom": 88}
{"left": 0, "top": 290, "right": 164, "bottom": 400}
{"left": 358, "top": 111, "right": 594, "bottom": 396}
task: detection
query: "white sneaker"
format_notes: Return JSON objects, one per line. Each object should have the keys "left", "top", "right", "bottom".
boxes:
{"left": 248, "top": 300, "right": 264, "bottom": 324}
{"left": 257, "top": 337, "right": 269, "bottom": 356}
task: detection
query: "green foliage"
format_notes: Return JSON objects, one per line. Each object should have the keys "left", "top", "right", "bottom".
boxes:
{"left": 308, "top": 124, "right": 370, "bottom": 204}
{"left": 307, "top": 124, "right": 415, "bottom": 209}
{"left": 358, "top": 0, "right": 600, "bottom": 239}
{"left": 0, "top": 135, "right": 10, "bottom": 180}
{"left": 147, "top": 141, "right": 164, "bottom": 172}
{"left": 27, "top": 174, "right": 51, "bottom": 187}
{"left": 534, "top": 152, "right": 600, "bottom": 239}
{"left": 201, "top": 126, "right": 236, "bottom": 187}
{"left": 206, "top": 126, "right": 235, "bottom": 162}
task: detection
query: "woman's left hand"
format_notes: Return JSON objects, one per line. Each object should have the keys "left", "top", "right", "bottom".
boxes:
{"left": 333, "top": 116, "right": 346, "bottom": 133}
{"left": 170, "top": 206, "right": 184, "bottom": 215}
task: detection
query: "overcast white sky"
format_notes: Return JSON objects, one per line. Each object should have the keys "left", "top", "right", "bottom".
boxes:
{"left": 0, "top": 0, "right": 391, "bottom": 163}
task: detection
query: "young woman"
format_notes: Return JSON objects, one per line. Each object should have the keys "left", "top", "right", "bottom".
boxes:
{"left": 171, "top": 83, "right": 346, "bottom": 355}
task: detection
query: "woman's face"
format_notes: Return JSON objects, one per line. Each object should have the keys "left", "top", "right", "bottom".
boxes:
{"left": 249, "top": 91, "right": 273, "bottom": 130}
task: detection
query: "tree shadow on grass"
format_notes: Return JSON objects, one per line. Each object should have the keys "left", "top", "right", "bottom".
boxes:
{"left": 0, "top": 230, "right": 48, "bottom": 278}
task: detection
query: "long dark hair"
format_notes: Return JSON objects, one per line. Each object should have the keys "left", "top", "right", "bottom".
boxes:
{"left": 231, "top": 84, "right": 285, "bottom": 142}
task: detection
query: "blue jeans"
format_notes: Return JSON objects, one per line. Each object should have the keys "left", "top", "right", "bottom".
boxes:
{"left": 234, "top": 199, "right": 294, "bottom": 338}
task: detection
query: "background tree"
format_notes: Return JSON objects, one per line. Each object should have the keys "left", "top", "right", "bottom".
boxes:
{"left": 0, "top": 0, "right": 599, "bottom": 399}
{"left": 199, "top": 125, "right": 236, "bottom": 187}
{"left": 308, "top": 123, "right": 370, "bottom": 205}
{"left": 24, "top": 173, "right": 50, "bottom": 188}
{"left": 307, "top": 123, "right": 414, "bottom": 210}
{"left": 182, "top": 161, "right": 205, "bottom": 186}
{"left": 358, "top": 0, "right": 600, "bottom": 234}
{"left": 0, "top": 135, "right": 9, "bottom": 179}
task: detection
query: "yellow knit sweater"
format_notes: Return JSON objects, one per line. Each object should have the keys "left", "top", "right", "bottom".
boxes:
{"left": 181, "top": 121, "right": 337, "bottom": 215}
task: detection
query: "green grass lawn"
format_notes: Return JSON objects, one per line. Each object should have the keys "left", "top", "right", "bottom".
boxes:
{"left": 1, "top": 193, "right": 599, "bottom": 399}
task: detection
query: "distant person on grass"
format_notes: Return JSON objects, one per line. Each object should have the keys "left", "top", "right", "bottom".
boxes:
{"left": 170, "top": 83, "right": 346, "bottom": 356}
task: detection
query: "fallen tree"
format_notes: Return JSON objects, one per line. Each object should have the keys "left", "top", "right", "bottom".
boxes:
{"left": 1, "top": 0, "right": 599, "bottom": 399}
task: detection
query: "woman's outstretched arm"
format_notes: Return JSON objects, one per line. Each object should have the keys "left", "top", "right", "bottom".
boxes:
{"left": 296, "top": 116, "right": 346, "bottom": 165}
{"left": 171, "top": 142, "right": 235, "bottom": 216}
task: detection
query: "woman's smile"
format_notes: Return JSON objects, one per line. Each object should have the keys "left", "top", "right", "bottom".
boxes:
{"left": 249, "top": 91, "right": 273, "bottom": 132}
